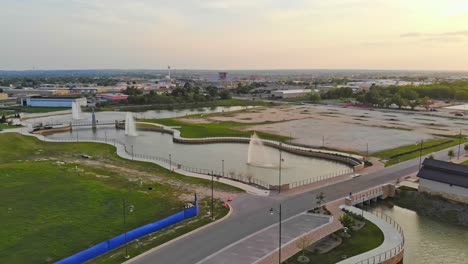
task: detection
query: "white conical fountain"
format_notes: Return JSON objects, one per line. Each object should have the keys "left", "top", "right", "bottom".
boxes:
{"left": 71, "top": 100, "right": 83, "bottom": 120}
{"left": 125, "top": 112, "right": 138, "bottom": 136}
{"left": 247, "top": 132, "right": 276, "bottom": 168}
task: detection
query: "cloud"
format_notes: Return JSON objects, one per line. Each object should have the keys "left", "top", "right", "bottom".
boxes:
{"left": 401, "top": 30, "right": 468, "bottom": 38}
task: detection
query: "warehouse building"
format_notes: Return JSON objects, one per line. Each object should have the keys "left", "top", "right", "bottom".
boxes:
{"left": 418, "top": 158, "right": 468, "bottom": 204}
{"left": 21, "top": 96, "right": 87, "bottom": 107}
{"left": 271, "top": 89, "right": 312, "bottom": 98}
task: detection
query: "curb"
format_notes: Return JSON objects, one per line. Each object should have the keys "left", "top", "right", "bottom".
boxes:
{"left": 123, "top": 203, "right": 234, "bottom": 264}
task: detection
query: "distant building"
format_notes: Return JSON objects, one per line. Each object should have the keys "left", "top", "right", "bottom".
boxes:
{"left": 417, "top": 158, "right": 468, "bottom": 204}
{"left": 271, "top": 89, "right": 311, "bottom": 98}
{"left": 21, "top": 96, "right": 87, "bottom": 108}
{"left": 97, "top": 93, "right": 128, "bottom": 103}
{"left": 0, "top": 93, "right": 8, "bottom": 100}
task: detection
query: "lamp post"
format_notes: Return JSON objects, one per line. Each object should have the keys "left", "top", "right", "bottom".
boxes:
{"left": 122, "top": 199, "right": 134, "bottom": 259}
{"left": 211, "top": 170, "right": 214, "bottom": 220}
{"left": 131, "top": 145, "right": 134, "bottom": 160}
{"left": 419, "top": 140, "right": 423, "bottom": 170}
{"left": 278, "top": 143, "right": 283, "bottom": 193}
{"left": 269, "top": 204, "right": 282, "bottom": 264}
{"left": 457, "top": 129, "right": 462, "bottom": 160}
{"left": 222, "top": 159, "right": 225, "bottom": 177}
{"left": 169, "top": 154, "right": 172, "bottom": 170}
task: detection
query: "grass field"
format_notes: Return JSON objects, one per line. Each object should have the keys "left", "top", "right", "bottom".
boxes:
{"left": 284, "top": 220, "right": 384, "bottom": 264}
{"left": 3, "top": 107, "right": 70, "bottom": 114}
{"left": 97, "top": 98, "right": 269, "bottom": 112}
{"left": 0, "top": 133, "right": 237, "bottom": 263}
{"left": 373, "top": 138, "right": 467, "bottom": 166}
{"left": 0, "top": 124, "right": 20, "bottom": 130}
{"left": 143, "top": 118, "right": 291, "bottom": 142}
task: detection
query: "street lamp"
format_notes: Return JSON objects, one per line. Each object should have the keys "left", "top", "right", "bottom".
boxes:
{"left": 122, "top": 199, "right": 134, "bottom": 259}
{"left": 169, "top": 154, "right": 172, "bottom": 170}
{"left": 211, "top": 170, "right": 214, "bottom": 220}
{"left": 222, "top": 159, "right": 225, "bottom": 177}
{"left": 278, "top": 143, "right": 284, "bottom": 193}
{"left": 269, "top": 204, "right": 282, "bottom": 264}
{"left": 418, "top": 140, "right": 423, "bottom": 170}
{"left": 458, "top": 129, "right": 462, "bottom": 160}
{"left": 131, "top": 145, "right": 134, "bottom": 160}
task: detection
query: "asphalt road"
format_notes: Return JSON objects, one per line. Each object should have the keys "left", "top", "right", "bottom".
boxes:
{"left": 130, "top": 145, "right": 459, "bottom": 264}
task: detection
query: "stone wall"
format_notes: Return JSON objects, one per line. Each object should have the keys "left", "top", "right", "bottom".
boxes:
{"left": 419, "top": 185, "right": 468, "bottom": 204}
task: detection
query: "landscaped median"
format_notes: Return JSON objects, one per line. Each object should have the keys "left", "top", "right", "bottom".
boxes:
{"left": 141, "top": 117, "right": 291, "bottom": 142}
{"left": 0, "top": 133, "right": 236, "bottom": 263}
{"left": 373, "top": 137, "right": 468, "bottom": 166}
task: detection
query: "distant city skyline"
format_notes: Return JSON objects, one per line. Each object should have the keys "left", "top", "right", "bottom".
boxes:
{"left": 1, "top": 0, "right": 468, "bottom": 71}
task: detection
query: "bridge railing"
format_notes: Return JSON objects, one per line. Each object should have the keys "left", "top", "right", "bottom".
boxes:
{"left": 353, "top": 210, "right": 405, "bottom": 264}
{"left": 349, "top": 186, "right": 384, "bottom": 205}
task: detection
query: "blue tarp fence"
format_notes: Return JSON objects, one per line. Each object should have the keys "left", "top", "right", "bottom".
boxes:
{"left": 56, "top": 194, "right": 198, "bottom": 264}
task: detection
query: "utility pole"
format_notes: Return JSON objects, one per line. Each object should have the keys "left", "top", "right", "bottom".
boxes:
{"left": 458, "top": 129, "right": 462, "bottom": 160}
{"left": 366, "top": 142, "right": 369, "bottom": 161}
{"left": 169, "top": 154, "right": 172, "bottom": 171}
{"left": 279, "top": 143, "right": 282, "bottom": 194}
{"left": 419, "top": 140, "right": 423, "bottom": 170}
{"left": 211, "top": 170, "right": 214, "bottom": 220}
{"left": 222, "top": 159, "right": 225, "bottom": 177}
{"left": 123, "top": 198, "right": 129, "bottom": 259}
{"left": 278, "top": 203, "right": 282, "bottom": 264}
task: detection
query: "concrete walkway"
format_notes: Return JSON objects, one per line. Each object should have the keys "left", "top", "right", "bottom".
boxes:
{"left": 337, "top": 206, "right": 404, "bottom": 264}
{"left": 196, "top": 213, "right": 331, "bottom": 264}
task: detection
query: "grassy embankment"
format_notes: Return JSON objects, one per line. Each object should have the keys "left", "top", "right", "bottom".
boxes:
{"left": 2, "top": 106, "right": 70, "bottom": 114}
{"left": 0, "top": 124, "right": 20, "bottom": 130}
{"left": 0, "top": 133, "right": 237, "bottom": 263}
{"left": 284, "top": 220, "right": 384, "bottom": 264}
{"left": 95, "top": 98, "right": 270, "bottom": 112}
{"left": 143, "top": 116, "right": 291, "bottom": 142}
{"left": 373, "top": 137, "right": 468, "bottom": 166}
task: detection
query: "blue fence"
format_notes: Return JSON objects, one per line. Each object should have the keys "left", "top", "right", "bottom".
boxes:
{"left": 56, "top": 196, "right": 198, "bottom": 264}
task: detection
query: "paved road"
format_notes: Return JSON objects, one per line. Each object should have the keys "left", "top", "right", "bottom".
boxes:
{"left": 130, "top": 145, "right": 458, "bottom": 264}
{"left": 198, "top": 213, "right": 330, "bottom": 264}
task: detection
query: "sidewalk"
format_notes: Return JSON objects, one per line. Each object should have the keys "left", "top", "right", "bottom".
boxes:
{"left": 337, "top": 206, "right": 404, "bottom": 264}
{"left": 196, "top": 213, "right": 331, "bottom": 264}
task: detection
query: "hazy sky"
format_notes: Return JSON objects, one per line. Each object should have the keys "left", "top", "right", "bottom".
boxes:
{"left": 1, "top": 0, "right": 468, "bottom": 71}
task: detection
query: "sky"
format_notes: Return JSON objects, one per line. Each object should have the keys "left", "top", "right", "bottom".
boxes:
{"left": 1, "top": 0, "right": 468, "bottom": 71}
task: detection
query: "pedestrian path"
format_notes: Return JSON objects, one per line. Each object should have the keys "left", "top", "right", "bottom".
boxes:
{"left": 337, "top": 206, "right": 404, "bottom": 264}
{"left": 196, "top": 213, "right": 331, "bottom": 264}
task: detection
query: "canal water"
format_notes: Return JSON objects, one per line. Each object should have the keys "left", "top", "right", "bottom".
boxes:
{"left": 371, "top": 202, "right": 468, "bottom": 264}
{"left": 30, "top": 106, "right": 351, "bottom": 186}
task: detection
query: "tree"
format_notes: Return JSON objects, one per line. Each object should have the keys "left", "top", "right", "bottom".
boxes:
{"left": 421, "top": 96, "right": 432, "bottom": 111}
{"left": 315, "top": 192, "right": 326, "bottom": 208}
{"left": 408, "top": 99, "right": 420, "bottom": 110}
{"left": 428, "top": 154, "right": 434, "bottom": 159}
{"left": 295, "top": 236, "right": 313, "bottom": 261}
{"left": 339, "top": 213, "right": 355, "bottom": 230}
{"left": 219, "top": 90, "right": 232, "bottom": 100}
{"left": 464, "top": 144, "right": 468, "bottom": 154}
{"left": 309, "top": 93, "right": 321, "bottom": 103}
{"left": 448, "top": 149, "right": 455, "bottom": 160}
{"left": 0, "top": 114, "right": 6, "bottom": 124}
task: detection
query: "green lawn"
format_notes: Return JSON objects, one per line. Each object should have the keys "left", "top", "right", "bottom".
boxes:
{"left": 373, "top": 138, "right": 467, "bottom": 166}
{"left": 143, "top": 118, "right": 291, "bottom": 142}
{"left": 0, "top": 124, "right": 20, "bottom": 130}
{"left": 0, "top": 133, "right": 237, "bottom": 263}
{"left": 97, "top": 98, "right": 269, "bottom": 112}
{"left": 284, "top": 220, "right": 384, "bottom": 264}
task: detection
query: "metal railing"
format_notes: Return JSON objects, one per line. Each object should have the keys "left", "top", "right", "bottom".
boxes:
{"left": 350, "top": 187, "right": 385, "bottom": 205}
{"left": 288, "top": 167, "right": 354, "bottom": 188}
{"left": 353, "top": 210, "right": 405, "bottom": 264}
